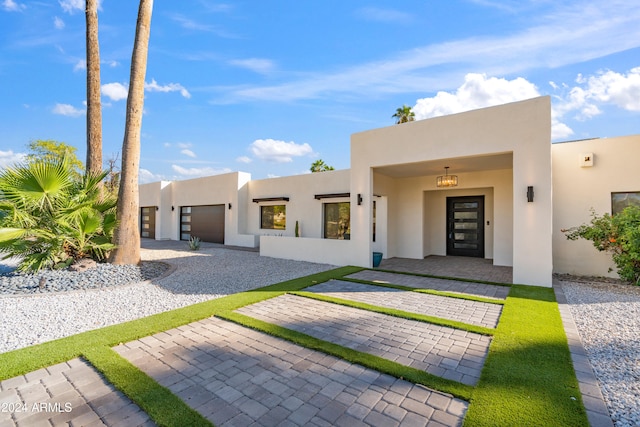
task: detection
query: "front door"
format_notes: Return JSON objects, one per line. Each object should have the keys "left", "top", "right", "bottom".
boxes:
{"left": 446, "top": 196, "right": 484, "bottom": 257}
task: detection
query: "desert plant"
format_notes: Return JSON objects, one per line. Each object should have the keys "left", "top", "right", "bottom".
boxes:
{"left": 564, "top": 206, "right": 640, "bottom": 284}
{"left": 188, "top": 236, "right": 201, "bottom": 250}
{"left": 0, "top": 156, "right": 117, "bottom": 272}
{"left": 295, "top": 220, "right": 300, "bottom": 237}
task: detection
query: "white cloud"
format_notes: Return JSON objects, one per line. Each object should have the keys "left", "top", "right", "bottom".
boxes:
{"left": 181, "top": 149, "right": 196, "bottom": 158}
{"left": 171, "top": 165, "right": 232, "bottom": 178}
{"left": 249, "top": 139, "right": 314, "bottom": 163}
{"left": 549, "top": 67, "right": 640, "bottom": 139}
{"left": 0, "top": 150, "right": 26, "bottom": 169}
{"left": 74, "top": 59, "right": 86, "bottom": 72}
{"left": 139, "top": 168, "right": 164, "bottom": 184}
{"left": 2, "top": 0, "right": 25, "bottom": 12}
{"left": 101, "top": 82, "right": 128, "bottom": 101}
{"left": 52, "top": 103, "right": 85, "bottom": 117}
{"left": 228, "top": 58, "right": 275, "bottom": 74}
{"left": 219, "top": 2, "right": 640, "bottom": 103}
{"left": 413, "top": 73, "right": 540, "bottom": 119}
{"left": 53, "top": 16, "right": 65, "bottom": 29}
{"left": 177, "top": 142, "right": 192, "bottom": 149}
{"left": 145, "top": 79, "right": 191, "bottom": 98}
{"left": 236, "top": 156, "right": 252, "bottom": 164}
{"left": 411, "top": 73, "right": 577, "bottom": 141}
{"left": 59, "top": 0, "right": 83, "bottom": 14}
{"left": 579, "top": 67, "right": 640, "bottom": 112}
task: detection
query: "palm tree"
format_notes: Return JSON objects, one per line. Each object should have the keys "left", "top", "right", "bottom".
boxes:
{"left": 0, "top": 157, "right": 116, "bottom": 272}
{"left": 392, "top": 105, "right": 415, "bottom": 124}
{"left": 310, "top": 159, "right": 335, "bottom": 173}
{"left": 109, "top": 0, "right": 153, "bottom": 265}
{"left": 85, "top": 0, "right": 102, "bottom": 177}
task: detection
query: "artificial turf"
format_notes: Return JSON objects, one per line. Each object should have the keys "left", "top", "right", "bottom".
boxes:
{"left": 0, "top": 265, "right": 590, "bottom": 427}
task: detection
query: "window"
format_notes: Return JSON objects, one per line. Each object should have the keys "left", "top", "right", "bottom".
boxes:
{"left": 324, "top": 202, "right": 350, "bottom": 239}
{"left": 261, "top": 205, "right": 286, "bottom": 230}
{"left": 612, "top": 192, "right": 640, "bottom": 215}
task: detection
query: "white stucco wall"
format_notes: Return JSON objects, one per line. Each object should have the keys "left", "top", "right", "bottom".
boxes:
{"left": 552, "top": 135, "right": 640, "bottom": 277}
{"left": 247, "top": 169, "right": 351, "bottom": 238}
{"left": 352, "top": 96, "right": 552, "bottom": 286}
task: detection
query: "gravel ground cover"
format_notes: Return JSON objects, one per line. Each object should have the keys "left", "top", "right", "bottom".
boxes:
{"left": 0, "top": 246, "right": 334, "bottom": 354}
{"left": 559, "top": 277, "right": 640, "bottom": 427}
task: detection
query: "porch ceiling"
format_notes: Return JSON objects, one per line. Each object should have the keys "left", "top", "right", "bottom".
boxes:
{"left": 373, "top": 152, "right": 513, "bottom": 178}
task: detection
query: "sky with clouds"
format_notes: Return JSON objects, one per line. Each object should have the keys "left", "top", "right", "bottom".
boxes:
{"left": 1, "top": 0, "right": 639, "bottom": 181}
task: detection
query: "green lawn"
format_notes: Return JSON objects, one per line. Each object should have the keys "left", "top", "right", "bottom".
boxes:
{"left": 0, "top": 266, "right": 589, "bottom": 427}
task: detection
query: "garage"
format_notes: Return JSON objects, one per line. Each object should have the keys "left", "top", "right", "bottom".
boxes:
{"left": 180, "top": 204, "right": 225, "bottom": 244}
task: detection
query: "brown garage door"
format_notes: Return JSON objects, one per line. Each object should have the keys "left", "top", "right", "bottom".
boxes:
{"left": 140, "top": 206, "right": 156, "bottom": 239}
{"left": 180, "top": 205, "right": 225, "bottom": 244}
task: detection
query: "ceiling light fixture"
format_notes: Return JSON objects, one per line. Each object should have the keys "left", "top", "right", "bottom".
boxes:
{"left": 436, "top": 166, "right": 458, "bottom": 188}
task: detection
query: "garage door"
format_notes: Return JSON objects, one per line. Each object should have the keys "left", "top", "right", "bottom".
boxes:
{"left": 180, "top": 205, "right": 225, "bottom": 244}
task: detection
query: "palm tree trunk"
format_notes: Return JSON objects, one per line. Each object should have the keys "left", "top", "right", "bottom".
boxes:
{"left": 109, "top": 0, "right": 153, "bottom": 265}
{"left": 85, "top": 0, "right": 102, "bottom": 176}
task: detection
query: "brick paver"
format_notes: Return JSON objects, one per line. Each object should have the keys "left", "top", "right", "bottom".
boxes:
{"left": 348, "top": 269, "right": 511, "bottom": 300}
{"left": 237, "top": 294, "right": 491, "bottom": 385}
{"left": 0, "top": 358, "right": 153, "bottom": 427}
{"left": 308, "top": 279, "right": 503, "bottom": 328}
{"left": 378, "top": 255, "right": 513, "bottom": 284}
{"left": 114, "top": 316, "right": 468, "bottom": 426}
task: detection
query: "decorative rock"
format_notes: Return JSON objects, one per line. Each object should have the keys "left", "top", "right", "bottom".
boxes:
{"left": 69, "top": 258, "right": 97, "bottom": 272}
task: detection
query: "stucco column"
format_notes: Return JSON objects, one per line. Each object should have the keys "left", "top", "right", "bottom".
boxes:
{"left": 350, "top": 166, "right": 373, "bottom": 268}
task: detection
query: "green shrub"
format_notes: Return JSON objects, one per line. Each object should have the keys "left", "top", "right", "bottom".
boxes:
{"left": 188, "top": 236, "right": 201, "bottom": 250}
{"left": 0, "top": 156, "right": 117, "bottom": 272}
{"left": 564, "top": 206, "right": 640, "bottom": 284}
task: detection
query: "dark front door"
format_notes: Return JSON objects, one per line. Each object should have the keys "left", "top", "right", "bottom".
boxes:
{"left": 447, "top": 196, "right": 484, "bottom": 258}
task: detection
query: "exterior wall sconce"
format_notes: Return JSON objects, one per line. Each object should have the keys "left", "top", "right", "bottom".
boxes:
{"left": 228, "top": 203, "right": 232, "bottom": 210}
{"left": 155, "top": 206, "right": 159, "bottom": 211}
{"left": 171, "top": 206, "right": 175, "bottom": 211}
{"left": 527, "top": 186, "right": 534, "bottom": 203}
{"left": 436, "top": 167, "right": 458, "bottom": 188}
{"left": 357, "top": 194, "right": 363, "bottom": 205}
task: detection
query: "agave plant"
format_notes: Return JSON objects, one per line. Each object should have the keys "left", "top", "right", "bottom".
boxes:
{"left": 0, "top": 156, "right": 117, "bottom": 272}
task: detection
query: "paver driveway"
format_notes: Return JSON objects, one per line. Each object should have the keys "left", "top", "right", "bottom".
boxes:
{"left": 1, "top": 268, "right": 506, "bottom": 426}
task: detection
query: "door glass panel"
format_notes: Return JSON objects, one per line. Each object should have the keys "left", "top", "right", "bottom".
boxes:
{"left": 455, "top": 233, "right": 477, "bottom": 240}
{"left": 455, "top": 212, "right": 477, "bottom": 219}
{"left": 455, "top": 222, "right": 477, "bottom": 229}
{"left": 454, "top": 243, "right": 477, "bottom": 249}
{"left": 454, "top": 202, "right": 478, "bottom": 209}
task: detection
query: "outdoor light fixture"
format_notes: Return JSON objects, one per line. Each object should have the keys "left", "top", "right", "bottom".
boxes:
{"left": 228, "top": 203, "right": 232, "bottom": 210}
{"left": 436, "top": 167, "right": 458, "bottom": 188}
{"left": 171, "top": 206, "right": 175, "bottom": 211}
{"left": 155, "top": 206, "right": 159, "bottom": 211}
{"left": 357, "top": 194, "right": 363, "bottom": 205}
{"left": 527, "top": 186, "right": 534, "bottom": 203}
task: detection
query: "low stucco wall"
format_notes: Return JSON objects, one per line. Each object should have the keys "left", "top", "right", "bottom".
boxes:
{"left": 260, "top": 236, "right": 360, "bottom": 266}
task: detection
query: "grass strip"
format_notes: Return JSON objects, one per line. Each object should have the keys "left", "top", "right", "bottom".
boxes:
{"left": 218, "top": 310, "right": 474, "bottom": 401}
{"left": 83, "top": 347, "right": 212, "bottom": 427}
{"left": 0, "top": 266, "right": 361, "bottom": 380}
{"left": 372, "top": 267, "right": 513, "bottom": 287}
{"left": 291, "top": 291, "right": 495, "bottom": 336}
{"left": 463, "top": 285, "right": 588, "bottom": 427}
{"left": 339, "top": 277, "right": 505, "bottom": 305}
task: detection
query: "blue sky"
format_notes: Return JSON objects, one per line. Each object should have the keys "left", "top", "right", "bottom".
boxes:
{"left": 1, "top": 0, "right": 639, "bottom": 181}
